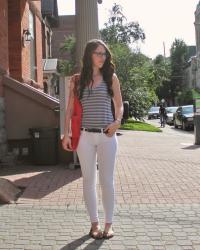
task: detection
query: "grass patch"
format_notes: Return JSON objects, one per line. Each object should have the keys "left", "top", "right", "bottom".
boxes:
{"left": 121, "top": 119, "right": 161, "bottom": 132}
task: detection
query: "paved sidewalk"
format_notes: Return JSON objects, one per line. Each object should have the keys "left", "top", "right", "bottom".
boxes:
{"left": 1, "top": 126, "right": 200, "bottom": 249}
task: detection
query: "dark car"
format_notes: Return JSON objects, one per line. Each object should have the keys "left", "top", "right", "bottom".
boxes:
{"left": 173, "top": 105, "right": 194, "bottom": 130}
{"left": 166, "top": 106, "right": 178, "bottom": 125}
{"left": 147, "top": 106, "right": 160, "bottom": 119}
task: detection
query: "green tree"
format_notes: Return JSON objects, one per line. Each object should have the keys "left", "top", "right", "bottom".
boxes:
{"left": 170, "top": 39, "right": 188, "bottom": 104}
{"left": 128, "top": 61, "right": 158, "bottom": 119}
{"left": 100, "top": 3, "right": 145, "bottom": 45}
{"left": 100, "top": 3, "right": 162, "bottom": 119}
{"left": 153, "top": 55, "right": 171, "bottom": 104}
{"left": 58, "top": 35, "right": 76, "bottom": 76}
{"left": 177, "top": 88, "right": 193, "bottom": 105}
{"left": 109, "top": 43, "right": 134, "bottom": 83}
{"left": 110, "top": 43, "right": 158, "bottom": 119}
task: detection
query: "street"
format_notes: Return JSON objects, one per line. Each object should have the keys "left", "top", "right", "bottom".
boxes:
{"left": 146, "top": 118, "right": 194, "bottom": 137}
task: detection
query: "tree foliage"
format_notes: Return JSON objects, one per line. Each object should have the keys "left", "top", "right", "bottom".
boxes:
{"left": 101, "top": 4, "right": 193, "bottom": 112}
{"left": 169, "top": 39, "right": 188, "bottom": 104}
{"left": 153, "top": 55, "right": 171, "bottom": 104}
{"left": 110, "top": 43, "right": 158, "bottom": 119}
{"left": 100, "top": 3, "right": 145, "bottom": 45}
{"left": 177, "top": 88, "right": 193, "bottom": 105}
{"left": 58, "top": 35, "right": 76, "bottom": 76}
{"left": 99, "top": 4, "right": 163, "bottom": 119}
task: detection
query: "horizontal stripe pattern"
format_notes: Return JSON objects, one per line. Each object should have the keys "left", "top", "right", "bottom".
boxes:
{"left": 81, "top": 82, "right": 114, "bottom": 128}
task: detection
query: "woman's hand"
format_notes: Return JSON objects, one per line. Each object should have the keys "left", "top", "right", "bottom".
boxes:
{"left": 62, "top": 135, "right": 73, "bottom": 151}
{"left": 104, "top": 120, "right": 121, "bottom": 137}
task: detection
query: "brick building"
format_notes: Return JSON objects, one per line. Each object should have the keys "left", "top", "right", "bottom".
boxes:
{"left": 0, "top": 0, "right": 101, "bottom": 164}
{"left": 0, "top": 0, "right": 60, "bottom": 163}
{"left": 184, "top": 2, "right": 200, "bottom": 92}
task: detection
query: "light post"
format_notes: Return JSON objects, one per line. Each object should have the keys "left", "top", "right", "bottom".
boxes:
{"left": 161, "top": 98, "right": 165, "bottom": 106}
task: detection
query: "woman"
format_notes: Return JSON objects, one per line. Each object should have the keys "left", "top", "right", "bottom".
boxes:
{"left": 62, "top": 39, "right": 123, "bottom": 239}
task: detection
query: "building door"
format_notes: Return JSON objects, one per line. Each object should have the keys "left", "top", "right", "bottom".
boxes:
{"left": 29, "top": 10, "right": 36, "bottom": 80}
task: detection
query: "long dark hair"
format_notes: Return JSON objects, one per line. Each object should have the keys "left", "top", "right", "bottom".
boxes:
{"left": 79, "top": 39, "right": 115, "bottom": 99}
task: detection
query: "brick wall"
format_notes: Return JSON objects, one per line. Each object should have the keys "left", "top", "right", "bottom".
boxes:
{"left": 34, "top": 1, "right": 43, "bottom": 85}
{"left": 21, "top": 0, "right": 31, "bottom": 81}
{"left": 0, "top": 0, "right": 9, "bottom": 97}
{"left": 7, "top": 0, "right": 43, "bottom": 85}
{"left": 52, "top": 15, "right": 75, "bottom": 60}
{"left": 21, "top": 0, "right": 43, "bottom": 85}
{"left": 8, "top": 0, "right": 22, "bottom": 81}
{"left": 0, "top": 0, "right": 9, "bottom": 72}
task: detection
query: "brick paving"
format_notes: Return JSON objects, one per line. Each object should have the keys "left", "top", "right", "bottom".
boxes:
{"left": 1, "top": 123, "right": 200, "bottom": 249}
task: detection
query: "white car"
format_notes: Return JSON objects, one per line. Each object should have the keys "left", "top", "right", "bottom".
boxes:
{"left": 166, "top": 106, "right": 178, "bottom": 125}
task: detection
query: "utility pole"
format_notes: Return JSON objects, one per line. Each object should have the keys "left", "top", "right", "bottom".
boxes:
{"left": 163, "top": 41, "right": 166, "bottom": 61}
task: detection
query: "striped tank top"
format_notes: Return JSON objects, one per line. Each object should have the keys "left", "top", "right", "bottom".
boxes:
{"left": 80, "top": 82, "right": 114, "bottom": 128}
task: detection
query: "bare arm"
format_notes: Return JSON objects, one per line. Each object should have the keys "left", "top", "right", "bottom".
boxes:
{"left": 104, "top": 73, "right": 124, "bottom": 137}
{"left": 112, "top": 73, "right": 124, "bottom": 123}
{"left": 62, "top": 76, "right": 75, "bottom": 150}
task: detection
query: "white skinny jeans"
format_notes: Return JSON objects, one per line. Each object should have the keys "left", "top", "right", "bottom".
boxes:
{"left": 77, "top": 130, "right": 118, "bottom": 223}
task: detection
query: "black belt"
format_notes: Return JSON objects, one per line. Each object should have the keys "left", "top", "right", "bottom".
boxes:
{"left": 81, "top": 128, "right": 107, "bottom": 133}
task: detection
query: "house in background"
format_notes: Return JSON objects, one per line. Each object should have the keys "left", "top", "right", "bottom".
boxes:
{"left": 183, "top": 46, "right": 197, "bottom": 89}
{"left": 183, "top": 1, "right": 200, "bottom": 92}
{"left": 184, "top": 56, "right": 197, "bottom": 90}
{"left": 41, "top": 0, "right": 60, "bottom": 98}
{"left": 194, "top": 1, "right": 200, "bottom": 90}
{"left": 41, "top": 0, "right": 59, "bottom": 59}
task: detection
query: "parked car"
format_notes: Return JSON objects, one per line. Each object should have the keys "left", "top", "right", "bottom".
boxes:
{"left": 147, "top": 106, "right": 160, "bottom": 119}
{"left": 165, "top": 106, "right": 178, "bottom": 125}
{"left": 173, "top": 105, "right": 194, "bottom": 130}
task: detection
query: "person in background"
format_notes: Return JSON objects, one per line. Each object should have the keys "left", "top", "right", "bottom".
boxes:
{"left": 159, "top": 103, "right": 166, "bottom": 127}
{"left": 62, "top": 39, "right": 123, "bottom": 239}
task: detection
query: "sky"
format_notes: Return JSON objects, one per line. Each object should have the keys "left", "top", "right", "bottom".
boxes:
{"left": 57, "top": 0, "right": 199, "bottom": 59}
